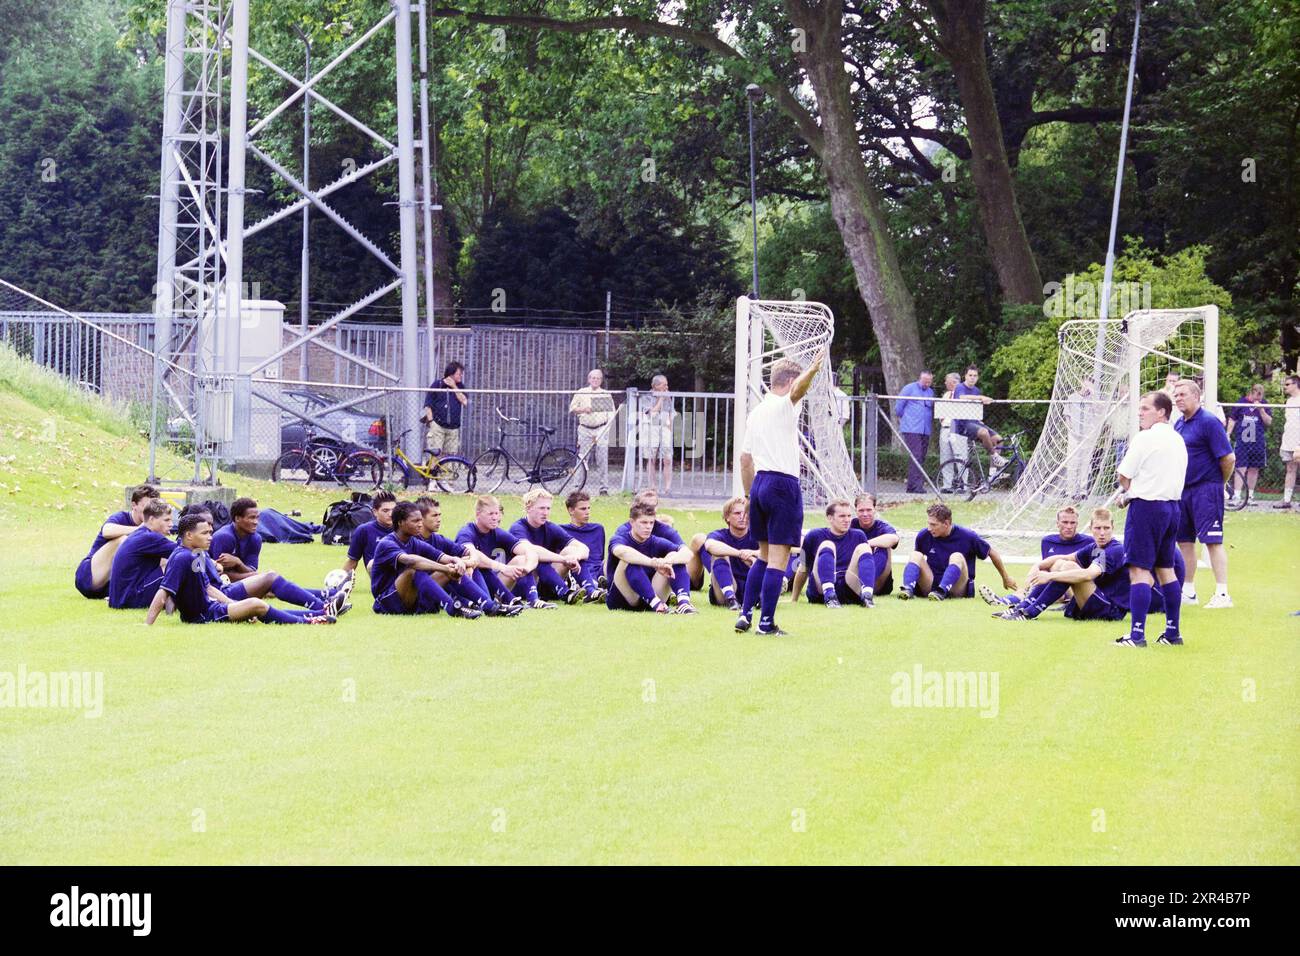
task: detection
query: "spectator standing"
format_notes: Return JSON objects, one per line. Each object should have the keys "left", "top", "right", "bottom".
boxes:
{"left": 895, "top": 370, "right": 934, "bottom": 494}
{"left": 937, "top": 372, "right": 964, "bottom": 493}
{"left": 1172, "top": 379, "right": 1235, "bottom": 608}
{"left": 1065, "top": 376, "right": 1096, "bottom": 498}
{"left": 421, "top": 361, "right": 468, "bottom": 456}
{"left": 1226, "top": 384, "right": 1272, "bottom": 505}
{"left": 1276, "top": 374, "right": 1300, "bottom": 509}
{"left": 639, "top": 375, "right": 676, "bottom": 496}
{"left": 569, "top": 368, "right": 616, "bottom": 495}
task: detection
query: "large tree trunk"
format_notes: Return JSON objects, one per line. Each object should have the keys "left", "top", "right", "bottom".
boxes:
{"left": 790, "top": 0, "right": 925, "bottom": 395}
{"left": 928, "top": 0, "right": 1043, "bottom": 304}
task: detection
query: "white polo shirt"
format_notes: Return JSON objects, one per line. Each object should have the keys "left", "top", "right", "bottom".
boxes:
{"left": 1116, "top": 420, "right": 1187, "bottom": 500}
{"left": 742, "top": 391, "right": 802, "bottom": 478}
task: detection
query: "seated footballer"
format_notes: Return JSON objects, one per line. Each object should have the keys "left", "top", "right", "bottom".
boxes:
{"left": 898, "top": 503, "right": 1016, "bottom": 600}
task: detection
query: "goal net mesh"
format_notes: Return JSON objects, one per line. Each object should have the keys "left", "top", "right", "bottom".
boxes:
{"left": 981, "top": 306, "right": 1214, "bottom": 553}
{"left": 739, "top": 298, "right": 859, "bottom": 507}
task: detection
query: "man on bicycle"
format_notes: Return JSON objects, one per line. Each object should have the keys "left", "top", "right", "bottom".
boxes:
{"left": 953, "top": 366, "right": 1008, "bottom": 472}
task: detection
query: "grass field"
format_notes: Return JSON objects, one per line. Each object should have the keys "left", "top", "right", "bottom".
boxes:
{"left": 1, "top": 358, "right": 1297, "bottom": 865}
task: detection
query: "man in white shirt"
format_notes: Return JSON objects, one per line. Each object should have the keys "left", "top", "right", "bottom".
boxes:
{"left": 735, "top": 348, "right": 826, "bottom": 636}
{"left": 569, "top": 368, "right": 616, "bottom": 495}
{"left": 1114, "top": 390, "right": 1188, "bottom": 647}
{"left": 1275, "top": 374, "right": 1300, "bottom": 510}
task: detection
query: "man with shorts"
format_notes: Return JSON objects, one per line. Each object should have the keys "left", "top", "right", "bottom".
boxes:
{"left": 638, "top": 375, "right": 675, "bottom": 496}
{"left": 703, "top": 495, "right": 759, "bottom": 611}
{"left": 371, "top": 502, "right": 482, "bottom": 618}
{"left": 605, "top": 503, "right": 696, "bottom": 613}
{"left": 1113, "top": 390, "right": 1186, "bottom": 646}
{"left": 980, "top": 505, "right": 1093, "bottom": 607}
{"left": 849, "top": 493, "right": 900, "bottom": 598}
{"left": 995, "top": 508, "right": 1128, "bottom": 622}
{"left": 75, "top": 484, "right": 158, "bottom": 599}
{"left": 616, "top": 488, "right": 710, "bottom": 593}
{"left": 340, "top": 491, "right": 397, "bottom": 580}
{"left": 414, "top": 497, "right": 521, "bottom": 616}
{"left": 455, "top": 495, "right": 539, "bottom": 608}
{"left": 898, "top": 503, "right": 1016, "bottom": 601}
{"left": 107, "top": 500, "right": 175, "bottom": 610}
{"left": 1277, "top": 374, "right": 1300, "bottom": 509}
{"left": 791, "top": 500, "right": 874, "bottom": 609}
{"left": 1173, "top": 379, "right": 1235, "bottom": 607}
{"left": 421, "top": 361, "right": 468, "bottom": 456}
{"left": 561, "top": 490, "right": 608, "bottom": 603}
{"left": 735, "top": 349, "right": 825, "bottom": 635}
{"left": 952, "top": 366, "right": 1008, "bottom": 471}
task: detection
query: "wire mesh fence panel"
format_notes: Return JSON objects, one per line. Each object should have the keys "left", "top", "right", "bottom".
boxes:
{"left": 622, "top": 391, "right": 734, "bottom": 499}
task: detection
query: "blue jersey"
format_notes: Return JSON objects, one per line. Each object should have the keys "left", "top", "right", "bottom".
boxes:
{"left": 801, "top": 527, "right": 869, "bottom": 582}
{"left": 347, "top": 519, "right": 393, "bottom": 569}
{"left": 160, "top": 544, "right": 225, "bottom": 622}
{"left": 1229, "top": 400, "right": 1268, "bottom": 453}
{"left": 108, "top": 527, "right": 175, "bottom": 608}
{"left": 562, "top": 522, "right": 606, "bottom": 577}
{"left": 954, "top": 383, "right": 982, "bottom": 401}
{"left": 209, "top": 523, "right": 262, "bottom": 570}
{"left": 422, "top": 532, "right": 469, "bottom": 558}
{"left": 84, "top": 509, "right": 134, "bottom": 561}
{"left": 371, "top": 533, "right": 447, "bottom": 598}
{"left": 1041, "top": 532, "right": 1095, "bottom": 560}
{"left": 607, "top": 530, "right": 680, "bottom": 580}
{"left": 455, "top": 522, "right": 523, "bottom": 565}
{"left": 1174, "top": 407, "right": 1233, "bottom": 486}
{"left": 851, "top": 517, "right": 899, "bottom": 547}
{"left": 509, "top": 518, "right": 573, "bottom": 554}
{"left": 914, "top": 524, "right": 991, "bottom": 594}
{"left": 614, "top": 519, "right": 683, "bottom": 548}
{"left": 706, "top": 527, "right": 759, "bottom": 586}
{"left": 1074, "top": 539, "right": 1129, "bottom": 609}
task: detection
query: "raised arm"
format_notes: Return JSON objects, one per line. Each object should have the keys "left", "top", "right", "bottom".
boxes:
{"left": 789, "top": 348, "right": 828, "bottom": 404}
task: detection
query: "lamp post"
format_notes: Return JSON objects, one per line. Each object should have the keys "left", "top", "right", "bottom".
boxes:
{"left": 745, "top": 83, "right": 763, "bottom": 299}
{"left": 293, "top": 25, "right": 311, "bottom": 382}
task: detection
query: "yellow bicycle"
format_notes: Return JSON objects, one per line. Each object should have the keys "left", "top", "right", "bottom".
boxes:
{"left": 375, "top": 428, "right": 476, "bottom": 492}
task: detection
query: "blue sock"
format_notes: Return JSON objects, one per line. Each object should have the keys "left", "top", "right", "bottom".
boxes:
{"left": 270, "top": 574, "right": 324, "bottom": 610}
{"left": 856, "top": 552, "right": 875, "bottom": 595}
{"left": 742, "top": 560, "right": 767, "bottom": 617}
{"left": 785, "top": 554, "right": 800, "bottom": 580}
{"left": 575, "top": 564, "right": 600, "bottom": 596}
{"left": 758, "top": 566, "right": 785, "bottom": 630}
{"left": 415, "top": 574, "right": 459, "bottom": 614}
{"left": 672, "top": 565, "right": 692, "bottom": 603}
{"left": 902, "top": 562, "right": 921, "bottom": 591}
{"left": 623, "top": 565, "right": 660, "bottom": 607}
{"left": 1161, "top": 579, "right": 1183, "bottom": 636}
{"left": 476, "top": 569, "right": 514, "bottom": 602}
{"left": 449, "top": 574, "right": 490, "bottom": 605}
{"left": 1129, "top": 582, "right": 1152, "bottom": 642}
{"left": 815, "top": 549, "right": 837, "bottom": 600}
{"left": 513, "top": 572, "right": 539, "bottom": 603}
{"left": 536, "top": 564, "right": 570, "bottom": 598}
{"left": 711, "top": 559, "right": 736, "bottom": 600}
{"left": 939, "top": 562, "right": 963, "bottom": 594}
{"left": 261, "top": 606, "right": 314, "bottom": 624}
{"left": 223, "top": 582, "right": 248, "bottom": 601}
{"left": 1023, "top": 580, "right": 1068, "bottom": 618}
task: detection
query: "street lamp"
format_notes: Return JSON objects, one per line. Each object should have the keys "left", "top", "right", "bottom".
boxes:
{"left": 293, "top": 25, "right": 312, "bottom": 381}
{"left": 745, "top": 83, "right": 763, "bottom": 299}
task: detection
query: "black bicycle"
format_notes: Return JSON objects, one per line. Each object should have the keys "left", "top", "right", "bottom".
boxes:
{"left": 472, "top": 407, "right": 586, "bottom": 495}
{"left": 273, "top": 426, "right": 384, "bottom": 489}
{"left": 938, "top": 431, "right": 1027, "bottom": 501}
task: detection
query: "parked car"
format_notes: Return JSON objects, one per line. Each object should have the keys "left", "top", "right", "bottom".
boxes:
{"left": 279, "top": 389, "right": 386, "bottom": 451}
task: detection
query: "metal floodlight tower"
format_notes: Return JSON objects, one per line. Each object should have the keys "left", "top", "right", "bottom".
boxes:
{"left": 153, "top": 0, "right": 435, "bottom": 475}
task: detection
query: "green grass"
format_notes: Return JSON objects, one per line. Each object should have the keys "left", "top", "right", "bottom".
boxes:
{"left": 0, "top": 376, "right": 1297, "bottom": 865}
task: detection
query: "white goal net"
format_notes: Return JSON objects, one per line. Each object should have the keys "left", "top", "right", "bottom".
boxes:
{"left": 733, "top": 296, "right": 859, "bottom": 506}
{"left": 981, "top": 305, "right": 1218, "bottom": 552}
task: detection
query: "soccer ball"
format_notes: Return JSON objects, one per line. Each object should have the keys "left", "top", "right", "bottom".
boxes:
{"left": 323, "top": 569, "right": 349, "bottom": 592}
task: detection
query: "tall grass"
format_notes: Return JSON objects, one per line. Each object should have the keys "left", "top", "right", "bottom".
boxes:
{"left": 0, "top": 342, "right": 143, "bottom": 440}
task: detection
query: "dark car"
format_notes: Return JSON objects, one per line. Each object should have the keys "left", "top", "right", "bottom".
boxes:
{"left": 279, "top": 389, "right": 386, "bottom": 452}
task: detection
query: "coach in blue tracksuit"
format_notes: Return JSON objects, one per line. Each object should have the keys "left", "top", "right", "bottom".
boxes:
{"left": 1172, "top": 379, "right": 1235, "bottom": 609}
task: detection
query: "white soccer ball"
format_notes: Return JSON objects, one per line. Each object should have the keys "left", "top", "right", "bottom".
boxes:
{"left": 323, "top": 569, "right": 349, "bottom": 592}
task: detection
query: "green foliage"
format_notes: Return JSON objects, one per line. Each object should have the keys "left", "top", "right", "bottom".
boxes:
{"left": 604, "top": 289, "right": 736, "bottom": 391}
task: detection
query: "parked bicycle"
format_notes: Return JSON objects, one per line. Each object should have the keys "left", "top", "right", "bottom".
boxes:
{"left": 377, "top": 428, "right": 476, "bottom": 493}
{"left": 472, "top": 407, "right": 586, "bottom": 495}
{"left": 273, "top": 426, "right": 384, "bottom": 488}
{"left": 938, "top": 432, "right": 1027, "bottom": 501}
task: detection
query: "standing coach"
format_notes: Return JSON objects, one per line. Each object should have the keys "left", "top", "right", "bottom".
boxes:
{"left": 735, "top": 348, "right": 826, "bottom": 637}
{"left": 1114, "top": 390, "right": 1187, "bottom": 647}
{"left": 1172, "top": 379, "right": 1235, "bottom": 608}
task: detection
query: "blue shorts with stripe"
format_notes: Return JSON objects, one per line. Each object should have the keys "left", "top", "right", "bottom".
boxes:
{"left": 1124, "top": 498, "right": 1179, "bottom": 570}
{"left": 748, "top": 471, "right": 803, "bottom": 546}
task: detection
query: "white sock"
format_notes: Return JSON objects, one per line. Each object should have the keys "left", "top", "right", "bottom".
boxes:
{"left": 1215, "top": 583, "right": 1229, "bottom": 598}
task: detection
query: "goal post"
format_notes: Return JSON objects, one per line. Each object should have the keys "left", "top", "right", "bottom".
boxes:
{"left": 980, "top": 304, "right": 1218, "bottom": 553}
{"left": 733, "top": 296, "right": 859, "bottom": 506}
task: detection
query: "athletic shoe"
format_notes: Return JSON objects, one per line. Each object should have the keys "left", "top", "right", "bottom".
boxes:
{"left": 995, "top": 607, "right": 1029, "bottom": 621}
{"left": 652, "top": 602, "right": 670, "bottom": 614}
{"left": 304, "top": 613, "right": 335, "bottom": 625}
{"left": 990, "top": 453, "right": 1009, "bottom": 470}
{"left": 666, "top": 591, "right": 679, "bottom": 607}
{"left": 1181, "top": 591, "right": 1198, "bottom": 605}
{"left": 824, "top": 596, "right": 843, "bottom": 609}
{"left": 484, "top": 601, "right": 523, "bottom": 618}
{"left": 756, "top": 625, "right": 789, "bottom": 637}
{"left": 897, "top": 586, "right": 914, "bottom": 601}
{"left": 977, "top": 584, "right": 1004, "bottom": 606}
{"left": 1204, "top": 593, "right": 1233, "bottom": 609}
{"left": 1112, "top": 635, "right": 1147, "bottom": 647}
{"left": 734, "top": 614, "right": 752, "bottom": 633}
{"left": 1272, "top": 501, "right": 1292, "bottom": 510}
{"left": 1156, "top": 634, "right": 1184, "bottom": 646}
{"left": 861, "top": 592, "right": 875, "bottom": 609}
{"left": 582, "top": 589, "right": 607, "bottom": 604}
{"left": 672, "top": 603, "right": 697, "bottom": 615}
{"left": 726, "top": 598, "right": 741, "bottom": 613}
{"left": 528, "top": 599, "right": 558, "bottom": 610}
{"left": 451, "top": 605, "right": 483, "bottom": 620}
{"left": 939, "top": 487, "right": 954, "bottom": 495}
{"left": 564, "top": 587, "right": 582, "bottom": 606}
{"left": 928, "top": 587, "right": 948, "bottom": 602}
{"left": 597, "top": 575, "right": 609, "bottom": 589}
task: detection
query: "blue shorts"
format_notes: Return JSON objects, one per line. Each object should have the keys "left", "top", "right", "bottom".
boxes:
{"left": 1064, "top": 591, "right": 1127, "bottom": 622}
{"left": 749, "top": 471, "right": 803, "bottom": 546}
{"left": 606, "top": 586, "right": 650, "bottom": 612}
{"left": 953, "top": 419, "right": 985, "bottom": 440}
{"left": 110, "top": 576, "right": 164, "bottom": 610}
{"left": 1124, "top": 498, "right": 1179, "bottom": 570}
{"left": 806, "top": 579, "right": 860, "bottom": 605}
{"left": 74, "top": 557, "right": 107, "bottom": 600}
{"left": 1177, "top": 482, "right": 1225, "bottom": 544}
{"left": 181, "top": 600, "right": 230, "bottom": 624}
{"left": 707, "top": 572, "right": 749, "bottom": 605}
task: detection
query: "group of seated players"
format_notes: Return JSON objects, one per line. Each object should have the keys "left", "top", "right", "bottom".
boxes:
{"left": 74, "top": 484, "right": 1184, "bottom": 633}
